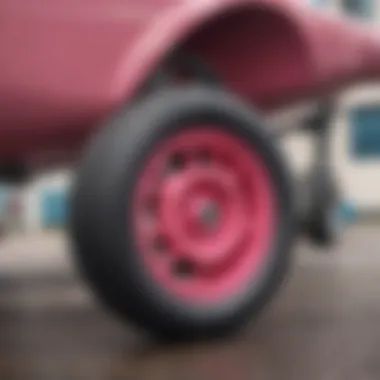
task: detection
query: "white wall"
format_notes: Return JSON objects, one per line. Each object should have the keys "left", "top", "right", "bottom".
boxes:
{"left": 333, "top": 85, "right": 380, "bottom": 211}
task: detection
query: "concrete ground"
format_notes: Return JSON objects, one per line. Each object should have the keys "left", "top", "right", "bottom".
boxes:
{"left": 0, "top": 225, "right": 379, "bottom": 380}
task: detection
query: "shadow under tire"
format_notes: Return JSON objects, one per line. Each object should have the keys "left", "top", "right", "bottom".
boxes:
{"left": 69, "top": 86, "right": 297, "bottom": 341}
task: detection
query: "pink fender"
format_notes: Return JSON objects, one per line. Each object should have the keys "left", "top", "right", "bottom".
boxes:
{"left": 1, "top": 0, "right": 380, "bottom": 162}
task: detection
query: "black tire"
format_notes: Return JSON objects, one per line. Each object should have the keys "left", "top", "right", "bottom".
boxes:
{"left": 139, "top": 52, "right": 222, "bottom": 97}
{"left": 69, "top": 86, "right": 296, "bottom": 341}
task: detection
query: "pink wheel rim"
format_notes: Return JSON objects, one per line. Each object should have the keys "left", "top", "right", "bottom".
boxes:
{"left": 133, "top": 129, "right": 276, "bottom": 303}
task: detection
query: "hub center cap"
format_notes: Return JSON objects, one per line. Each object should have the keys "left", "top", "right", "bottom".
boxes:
{"left": 197, "top": 200, "right": 220, "bottom": 229}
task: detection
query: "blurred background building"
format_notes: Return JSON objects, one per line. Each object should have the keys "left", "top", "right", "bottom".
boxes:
{"left": 1, "top": 0, "right": 380, "bottom": 232}
{"left": 313, "top": 0, "right": 380, "bottom": 215}
{"left": 281, "top": 0, "right": 380, "bottom": 216}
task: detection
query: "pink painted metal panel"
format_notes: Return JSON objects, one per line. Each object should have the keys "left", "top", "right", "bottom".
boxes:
{"left": 0, "top": 0, "right": 380, "bottom": 161}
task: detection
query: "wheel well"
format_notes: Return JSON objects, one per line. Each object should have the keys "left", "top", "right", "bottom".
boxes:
{"left": 0, "top": 163, "right": 29, "bottom": 185}
{"left": 174, "top": 6, "right": 313, "bottom": 107}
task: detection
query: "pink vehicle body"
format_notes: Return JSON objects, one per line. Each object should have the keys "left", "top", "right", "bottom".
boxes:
{"left": 1, "top": 0, "right": 380, "bottom": 166}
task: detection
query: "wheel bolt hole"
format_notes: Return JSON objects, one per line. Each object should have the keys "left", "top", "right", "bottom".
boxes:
{"left": 197, "top": 149, "right": 211, "bottom": 165}
{"left": 172, "top": 258, "right": 195, "bottom": 277}
{"left": 153, "top": 235, "right": 168, "bottom": 254}
{"left": 168, "top": 152, "right": 186, "bottom": 171}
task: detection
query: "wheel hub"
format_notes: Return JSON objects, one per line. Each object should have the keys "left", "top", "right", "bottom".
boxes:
{"left": 159, "top": 167, "right": 248, "bottom": 265}
{"left": 196, "top": 199, "right": 220, "bottom": 229}
{"left": 133, "top": 129, "right": 276, "bottom": 302}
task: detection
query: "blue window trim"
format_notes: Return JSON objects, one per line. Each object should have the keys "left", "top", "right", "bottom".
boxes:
{"left": 349, "top": 105, "right": 380, "bottom": 160}
{"left": 342, "top": 0, "right": 374, "bottom": 19}
{"left": 40, "top": 187, "right": 68, "bottom": 228}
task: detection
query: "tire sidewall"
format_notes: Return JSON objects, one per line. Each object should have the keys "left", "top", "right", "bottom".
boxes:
{"left": 71, "top": 86, "right": 296, "bottom": 332}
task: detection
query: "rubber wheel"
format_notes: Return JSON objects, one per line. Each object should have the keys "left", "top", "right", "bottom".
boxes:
{"left": 305, "top": 167, "right": 341, "bottom": 247}
{"left": 69, "top": 86, "right": 296, "bottom": 341}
